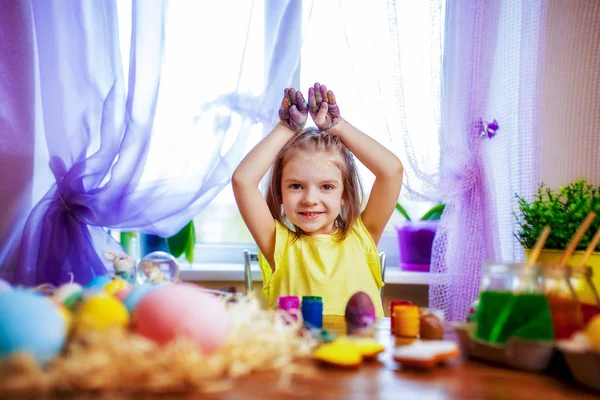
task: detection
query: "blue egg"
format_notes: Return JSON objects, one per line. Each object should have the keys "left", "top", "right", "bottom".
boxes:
{"left": 0, "top": 278, "right": 12, "bottom": 292}
{"left": 123, "top": 284, "right": 164, "bottom": 313}
{"left": 86, "top": 275, "right": 113, "bottom": 290}
{"left": 0, "top": 289, "right": 66, "bottom": 364}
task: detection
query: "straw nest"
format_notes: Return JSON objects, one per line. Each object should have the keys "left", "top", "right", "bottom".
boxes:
{"left": 0, "top": 294, "right": 317, "bottom": 395}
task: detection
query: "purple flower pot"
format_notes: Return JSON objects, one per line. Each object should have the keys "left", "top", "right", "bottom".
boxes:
{"left": 394, "top": 220, "right": 439, "bottom": 272}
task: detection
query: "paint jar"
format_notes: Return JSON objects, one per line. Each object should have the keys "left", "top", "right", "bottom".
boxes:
{"left": 277, "top": 296, "right": 300, "bottom": 321}
{"left": 392, "top": 304, "right": 419, "bottom": 338}
{"left": 476, "top": 262, "right": 553, "bottom": 344}
{"left": 390, "top": 300, "right": 412, "bottom": 333}
{"left": 542, "top": 264, "right": 585, "bottom": 339}
{"left": 569, "top": 265, "right": 600, "bottom": 324}
{"left": 301, "top": 296, "right": 323, "bottom": 329}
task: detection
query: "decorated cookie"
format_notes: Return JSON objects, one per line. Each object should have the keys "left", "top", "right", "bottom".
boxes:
{"left": 393, "top": 340, "right": 460, "bottom": 369}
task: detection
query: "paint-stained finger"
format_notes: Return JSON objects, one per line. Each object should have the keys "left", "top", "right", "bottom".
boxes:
{"left": 315, "top": 102, "right": 329, "bottom": 128}
{"left": 296, "top": 91, "right": 307, "bottom": 112}
{"left": 320, "top": 85, "right": 328, "bottom": 106}
{"left": 288, "top": 88, "right": 297, "bottom": 105}
{"left": 289, "top": 105, "right": 302, "bottom": 122}
{"left": 308, "top": 87, "right": 318, "bottom": 114}
{"left": 314, "top": 83, "right": 323, "bottom": 104}
{"left": 327, "top": 90, "right": 336, "bottom": 105}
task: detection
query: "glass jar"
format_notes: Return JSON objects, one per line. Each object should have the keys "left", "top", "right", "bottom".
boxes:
{"left": 569, "top": 265, "right": 600, "bottom": 324}
{"left": 541, "top": 264, "right": 583, "bottom": 340}
{"left": 476, "top": 262, "right": 553, "bottom": 344}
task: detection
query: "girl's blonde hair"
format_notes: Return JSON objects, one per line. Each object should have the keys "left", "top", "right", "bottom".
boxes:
{"left": 265, "top": 127, "right": 363, "bottom": 241}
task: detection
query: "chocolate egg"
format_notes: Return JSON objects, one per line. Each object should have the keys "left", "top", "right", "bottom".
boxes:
{"left": 345, "top": 291, "right": 376, "bottom": 336}
{"left": 419, "top": 311, "right": 444, "bottom": 340}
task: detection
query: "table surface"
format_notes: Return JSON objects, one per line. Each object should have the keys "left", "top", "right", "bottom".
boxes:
{"left": 206, "top": 316, "right": 598, "bottom": 400}
{"left": 4, "top": 317, "right": 599, "bottom": 400}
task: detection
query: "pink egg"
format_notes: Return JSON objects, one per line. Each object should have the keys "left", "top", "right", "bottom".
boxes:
{"left": 114, "top": 286, "right": 132, "bottom": 301}
{"left": 132, "top": 283, "right": 230, "bottom": 354}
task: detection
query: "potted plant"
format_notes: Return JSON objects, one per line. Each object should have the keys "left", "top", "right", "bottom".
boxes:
{"left": 395, "top": 202, "right": 446, "bottom": 272}
{"left": 121, "top": 220, "right": 196, "bottom": 264}
{"left": 515, "top": 179, "right": 600, "bottom": 288}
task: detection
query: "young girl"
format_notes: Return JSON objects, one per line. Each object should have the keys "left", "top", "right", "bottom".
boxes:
{"left": 232, "top": 83, "right": 403, "bottom": 317}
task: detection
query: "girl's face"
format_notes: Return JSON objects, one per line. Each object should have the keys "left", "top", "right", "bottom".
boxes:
{"left": 281, "top": 150, "right": 345, "bottom": 235}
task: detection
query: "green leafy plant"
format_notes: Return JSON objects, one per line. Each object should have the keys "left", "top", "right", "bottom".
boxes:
{"left": 515, "top": 179, "right": 600, "bottom": 251}
{"left": 395, "top": 202, "right": 446, "bottom": 221}
{"left": 120, "top": 220, "right": 196, "bottom": 264}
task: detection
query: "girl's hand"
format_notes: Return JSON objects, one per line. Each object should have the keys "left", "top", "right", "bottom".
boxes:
{"left": 308, "top": 82, "right": 342, "bottom": 131}
{"left": 279, "top": 88, "right": 308, "bottom": 132}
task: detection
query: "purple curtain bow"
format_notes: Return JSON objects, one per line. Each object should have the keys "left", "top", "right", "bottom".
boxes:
{"left": 14, "top": 0, "right": 166, "bottom": 286}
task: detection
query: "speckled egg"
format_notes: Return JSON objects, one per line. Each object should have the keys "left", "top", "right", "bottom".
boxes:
{"left": 132, "top": 283, "right": 230, "bottom": 354}
{"left": 0, "top": 289, "right": 66, "bottom": 364}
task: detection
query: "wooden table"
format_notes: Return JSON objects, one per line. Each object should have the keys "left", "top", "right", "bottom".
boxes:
{"left": 200, "top": 316, "right": 598, "bottom": 400}
{"left": 4, "top": 317, "right": 598, "bottom": 400}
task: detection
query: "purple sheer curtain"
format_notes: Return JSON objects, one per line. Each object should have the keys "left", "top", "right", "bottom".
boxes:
{"left": 13, "top": 0, "right": 165, "bottom": 286}
{"left": 427, "top": 1, "right": 501, "bottom": 322}
{"left": 429, "top": 0, "right": 548, "bottom": 321}
{"left": 0, "top": 0, "right": 43, "bottom": 283}
{"left": 1, "top": 0, "right": 308, "bottom": 286}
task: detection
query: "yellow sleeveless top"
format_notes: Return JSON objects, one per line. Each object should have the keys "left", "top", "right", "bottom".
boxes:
{"left": 258, "top": 216, "right": 384, "bottom": 317}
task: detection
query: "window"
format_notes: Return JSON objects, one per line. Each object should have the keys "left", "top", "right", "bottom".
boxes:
{"left": 117, "top": 1, "right": 445, "bottom": 265}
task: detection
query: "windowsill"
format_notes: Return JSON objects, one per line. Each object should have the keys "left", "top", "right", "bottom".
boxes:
{"left": 179, "top": 263, "right": 433, "bottom": 285}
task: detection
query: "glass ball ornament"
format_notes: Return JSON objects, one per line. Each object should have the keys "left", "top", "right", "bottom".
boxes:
{"left": 136, "top": 251, "right": 180, "bottom": 284}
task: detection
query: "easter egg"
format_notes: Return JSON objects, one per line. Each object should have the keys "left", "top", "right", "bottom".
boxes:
{"left": 56, "top": 304, "right": 73, "bottom": 332}
{"left": 585, "top": 314, "right": 600, "bottom": 351}
{"left": 86, "top": 275, "right": 113, "bottom": 290}
{"left": 0, "top": 289, "right": 66, "bottom": 364}
{"left": 123, "top": 283, "right": 164, "bottom": 313}
{"left": 132, "top": 283, "right": 230, "bottom": 354}
{"left": 0, "top": 278, "right": 12, "bottom": 291}
{"left": 76, "top": 294, "right": 130, "bottom": 331}
{"left": 114, "top": 286, "right": 132, "bottom": 302}
{"left": 345, "top": 291, "right": 376, "bottom": 336}
{"left": 53, "top": 282, "right": 83, "bottom": 304}
{"left": 104, "top": 278, "right": 130, "bottom": 296}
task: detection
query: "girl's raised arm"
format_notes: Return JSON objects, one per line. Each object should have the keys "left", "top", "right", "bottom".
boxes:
{"left": 232, "top": 89, "right": 307, "bottom": 268}
{"left": 308, "top": 83, "right": 403, "bottom": 245}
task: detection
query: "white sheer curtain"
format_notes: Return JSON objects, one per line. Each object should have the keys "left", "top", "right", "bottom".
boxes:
{"left": 299, "top": 0, "right": 550, "bottom": 321}
{"left": 0, "top": 0, "right": 314, "bottom": 284}
{"left": 130, "top": 0, "right": 311, "bottom": 220}
{"left": 299, "top": 0, "right": 445, "bottom": 209}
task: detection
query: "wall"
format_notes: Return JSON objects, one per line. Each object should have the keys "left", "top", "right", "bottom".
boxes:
{"left": 540, "top": 0, "right": 600, "bottom": 187}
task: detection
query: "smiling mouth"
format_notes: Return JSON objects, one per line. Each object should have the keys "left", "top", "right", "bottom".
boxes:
{"left": 299, "top": 212, "right": 323, "bottom": 219}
